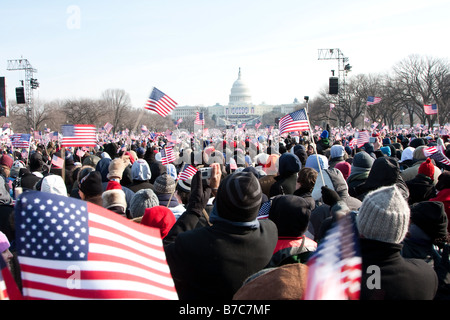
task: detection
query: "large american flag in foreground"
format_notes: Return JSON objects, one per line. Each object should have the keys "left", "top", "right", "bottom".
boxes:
{"left": 304, "top": 214, "right": 361, "bottom": 300}
{"left": 61, "top": 125, "right": 97, "bottom": 147}
{"left": 14, "top": 191, "right": 178, "bottom": 300}
{"left": 279, "top": 109, "right": 310, "bottom": 135}
{"left": 145, "top": 87, "right": 178, "bottom": 118}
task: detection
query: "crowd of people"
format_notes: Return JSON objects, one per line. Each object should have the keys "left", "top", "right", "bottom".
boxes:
{"left": 1, "top": 124, "right": 450, "bottom": 300}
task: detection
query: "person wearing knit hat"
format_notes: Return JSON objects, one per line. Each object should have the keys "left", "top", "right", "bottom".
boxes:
{"left": 78, "top": 170, "right": 104, "bottom": 206}
{"left": 140, "top": 205, "right": 176, "bottom": 239}
{"left": 380, "top": 146, "right": 391, "bottom": 157}
{"left": 357, "top": 185, "right": 410, "bottom": 244}
{"left": 406, "top": 158, "right": 437, "bottom": 205}
{"left": 0, "top": 154, "right": 13, "bottom": 179}
{"left": 347, "top": 151, "right": 374, "bottom": 197}
{"left": 129, "top": 188, "right": 159, "bottom": 219}
{"left": 102, "top": 180, "right": 129, "bottom": 218}
{"left": 401, "top": 146, "right": 442, "bottom": 185}
{"left": 153, "top": 173, "right": 184, "bottom": 219}
{"left": 305, "top": 154, "right": 329, "bottom": 174}
{"left": 163, "top": 170, "right": 278, "bottom": 299}
{"left": 357, "top": 185, "right": 439, "bottom": 300}
{"left": 266, "top": 194, "right": 317, "bottom": 267}
{"left": 334, "top": 161, "right": 351, "bottom": 180}
{"left": 328, "top": 145, "right": 346, "bottom": 168}
{"left": 0, "top": 230, "right": 13, "bottom": 269}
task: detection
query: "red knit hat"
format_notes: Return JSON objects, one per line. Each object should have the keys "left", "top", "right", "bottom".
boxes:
{"left": 106, "top": 180, "right": 122, "bottom": 191}
{"left": 418, "top": 158, "right": 434, "bottom": 180}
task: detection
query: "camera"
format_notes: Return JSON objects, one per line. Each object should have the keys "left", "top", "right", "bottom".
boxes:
{"left": 199, "top": 167, "right": 212, "bottom": 179}
{"left": 369, "top": 137, "right": 377, "bottom": 143}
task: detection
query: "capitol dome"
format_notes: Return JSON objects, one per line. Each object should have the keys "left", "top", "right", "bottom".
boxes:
{"left": 229, "top": 68, "right": 252, "bottom": 105}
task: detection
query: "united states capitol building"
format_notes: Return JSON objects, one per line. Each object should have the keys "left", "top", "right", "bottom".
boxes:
{"left": 171, "top": 68, "right": 298, "bottom": 127}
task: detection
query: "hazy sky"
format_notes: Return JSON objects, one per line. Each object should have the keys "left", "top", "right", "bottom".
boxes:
{"left": 2, "top": 0, "right": 450, "bottom": 109}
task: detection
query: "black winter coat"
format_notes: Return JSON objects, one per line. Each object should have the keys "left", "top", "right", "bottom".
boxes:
{"left": 405, "top": 174, "right": 437, "bottom": 205}
{"left": 360, "top": 239, "right": 438, "bottom": 300}
{"left": 163, "top": 209, "right": 278, "bottom": 300}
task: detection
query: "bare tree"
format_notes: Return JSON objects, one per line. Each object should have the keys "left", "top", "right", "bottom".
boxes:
{"left": 101, "top": 89, "right": 132, "bottom": 133}
{"left": 62, "top": 98, "right": 108, "bottom": 125}
{"left": 393, "top": 55, "right": 450, "bottom": 128}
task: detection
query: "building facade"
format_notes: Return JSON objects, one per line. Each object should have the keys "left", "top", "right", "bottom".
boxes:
{"left": 171, "top": 68, "right": 298, "bottom": 127}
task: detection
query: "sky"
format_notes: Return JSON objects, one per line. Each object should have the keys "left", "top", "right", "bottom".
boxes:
{"left": 1, "top": 0, "right": 450, "bottom": 110}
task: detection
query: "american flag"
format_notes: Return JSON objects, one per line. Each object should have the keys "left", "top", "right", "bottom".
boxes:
{"left": 160, "top": 147, "right": 176, "bottom": 165}
{"left": 423, "top": 146, "right": 450, "bottom": 166}
{"left": 174, "top": 118, "right": 183, "bottom": 127}
{"left": 1, "top": 254, "right": 23, "bottom": 300}
{"left": 61, "top": 125, "right": 97, "bottom": 147}
{"left": 51, "top": 155, "right": 64, "bottom": 168}
{"left": 356, "top": 130, "right": 370, "bottom": 148}
{"left": 255, "top": 119, "right": 261, "bottom": 129}
{"left": 279, "top": 109, "right": 310, "bottom": 135}
{"left": 103, "top": 122, "right": 113, "bottom": 134}
{"left": 14, "top": 191, "right": 178, "bottom": 300}
{"left": 140, "top": 124, "right": 148, "bottom": 133}
{"left": 145, "top": 87, "right": 178, "bottom": 118}
{"left": 194, "top": 112, "right": 205, "bottom": 126}
{"left": 177, "top": 164, "right": 197, "bottom": 181}
{"left": 10, "top": 133, "right": 31, "bottom": 148}
{"left": 304, "top": 214, "right": 361, "bottom": 300}
{"left": 257, "top": 201, "right": 271, "bottom": 220}
{"left": 366, "top": 96, "right": 382, "bottom": 106}
{"left": 424, "top": 104, "right": 438, "bottom": 115}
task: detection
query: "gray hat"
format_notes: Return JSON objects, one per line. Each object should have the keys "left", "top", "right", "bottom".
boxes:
{"left": 352, "top": 151, "right": 375, "bottom": 169}
{"left": 153, "top": 173, "right": 176, "bottom": 194}
{"left": 129, "top": 188, "right": 159, "bottom": 218}
{"left": 356, "top": 185, "right": 410, "bottom": 244}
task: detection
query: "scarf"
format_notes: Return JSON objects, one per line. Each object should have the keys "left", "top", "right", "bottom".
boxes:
{"left": 209, "top": 205, "right": 260, "bottom": 229}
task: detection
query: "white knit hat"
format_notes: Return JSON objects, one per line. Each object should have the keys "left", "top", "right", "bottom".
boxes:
{"left": 356, "top": 185, "right": 410, "bottom": 244}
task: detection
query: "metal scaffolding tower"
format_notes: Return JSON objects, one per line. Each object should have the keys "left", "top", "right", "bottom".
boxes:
{"left": 7, "top": 58, "right": 39, "bottom": 130}
{"left": 318, "top": 48, "right": 351, "bottom": 109}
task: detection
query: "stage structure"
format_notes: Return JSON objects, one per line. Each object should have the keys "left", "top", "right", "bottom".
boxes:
{"left": 7, "top": 58, "right": 39, "bottom": 130}
{"left": 318, "top": 48, "right": 351, "bottom": 112}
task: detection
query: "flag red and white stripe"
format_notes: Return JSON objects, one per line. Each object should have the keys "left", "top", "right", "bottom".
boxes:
{"left": 356, "top": 130, "right": 370, "bottom": 148}
{"left": 145, "top": 87, "right": 178, "bottom": 118}
{"left": 279, "top": 109, "right": 310, "bottom": 135}
{"left": 160, "top": 147, "right": 176, "bottom": 165}
{"left": 177, "top": 164, "right": 197, "bottom": 181}
{"left": 61, "top": 125, "right": 97, "bottom": 147}
{"left": 15, "top": 191, "right": 178, "bottom": 300}
{"left": 304, "top": 214, "right": 361, "bottom": 300}
{"left": 51, "top": 155, "right": 64, "bottom": 168}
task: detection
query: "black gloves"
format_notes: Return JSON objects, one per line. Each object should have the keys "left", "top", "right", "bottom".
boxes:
{"left": 321, "top": 186, "right": 341, "bottom": 207}
{"left": 186, "top": 170, "right": 212, "bottom": 216}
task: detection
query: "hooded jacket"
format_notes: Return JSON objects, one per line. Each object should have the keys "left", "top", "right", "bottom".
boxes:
{"left": 353, "top": 157, "right": 409, "bottom": 202}
{"left": 269, "top": 153, "right": 301, "bottom": 197}
{"left": 307, "top": 168, "right": 362, "bottom": 240}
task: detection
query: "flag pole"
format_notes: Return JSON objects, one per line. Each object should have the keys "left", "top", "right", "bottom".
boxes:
{"left": 132, "top": 108, "right": 146, "bottom": 135}
{"left": 303, "top": 108, "right": 326, "bottom": 186}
